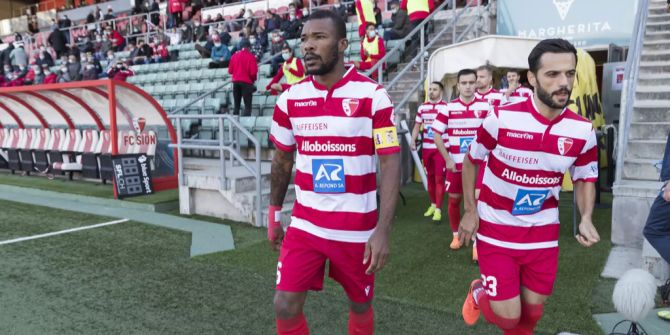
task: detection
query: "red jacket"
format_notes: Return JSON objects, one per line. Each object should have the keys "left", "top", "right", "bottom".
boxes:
{"left": 110, "top": 30, "right": 125, "bottom": 48}
{"left": 228, "top": 48, "right": 258, "bottom": 85}
{"left": 169, "top": 0, "right": 188, "bottom": 14}
{"left": 153, "top": 43, "right": 169, "bottom": 58}
{"left": 400, "top": 0, "right": 435, "bottom": 22}
{"left": 108, "top": 68, "right": 135, "bottom": 81}
{"left": 43, "top": 73, "right": 58, "bottom": 84}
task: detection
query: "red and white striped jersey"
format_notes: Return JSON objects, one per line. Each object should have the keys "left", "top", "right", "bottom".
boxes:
{"left": 501, "top": 86, "right": 534, "bottom": 104}
{"left": 475, "top": 87, "right": 505, "bottom": 106}
{"left": 430, "top": 98, "right": 491, "bottom": 171}
{"left": 468, "top": 98, "right": 598, "bottom": 251}
{"left": 414, "top": 100, "right": 448, "bottom": 150}
{"left": 270, "top": 67, "right": 400, "bottom": 243}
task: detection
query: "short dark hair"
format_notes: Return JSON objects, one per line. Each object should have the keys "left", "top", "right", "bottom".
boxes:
{"left": 431, "top": 81, "right": 444, "bottom": 90}
{"left": 305, "top": 9, "right": 346, "bottom": 40}
{"left": 282, "top": 43, "right": 291, "bottom": 51}
{"left": 457, "top": 69, "right": 477, "bottom": 82}
{"left": 476, "top": 64, "right": 494, "bottom": 75}
{"left": 506, "top": 69, "right": 521, "bottom": 75}
{"left": 366, "top": 22, "right": 376, "bottom": 30}
{"left": 528, "top": 38, "right": 577, "bottom": 73}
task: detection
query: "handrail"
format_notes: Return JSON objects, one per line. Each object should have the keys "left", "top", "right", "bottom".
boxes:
{"left": 61, "top": 11, "right": 166, "bottom": 47}
{"left": 168, "top": 114, "right": 262, "bottom": 226}
{"left": 364, "top": 0, "right": 455, "bottom": 82}
{"left": 614, "top": 0, "right": 650, "bottom": 183}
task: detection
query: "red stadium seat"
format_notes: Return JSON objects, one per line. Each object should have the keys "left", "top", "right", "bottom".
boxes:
{"left": 59, "top": 129, "right": 99, "bottom": 173}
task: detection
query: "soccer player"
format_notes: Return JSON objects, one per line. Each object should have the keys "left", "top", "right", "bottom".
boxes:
{"left": 410, "top": 81, "right": 448, "bottom": 223}
{"left": 501, "top": 69, "right": 534, "bottom": 104}
{"left": 475, "top": 64, "right": 505, "bottom": 107}
{"left": 431, "top": 69, "right": 490, "bottom": 252}
{"left": 460, "top": 39, "right": 600, "bottom": 334}
{"left": 268, "top": 10, "right": 401, "bottom": 335}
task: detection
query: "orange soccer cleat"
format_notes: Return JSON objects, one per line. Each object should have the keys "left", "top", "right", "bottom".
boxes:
{"left": 462, "top": 279, "right": 483, "bottom": 326}
{"left": 472, "top": 244, "right": 478, "bottom": 263}
{"left": 450, "top": 234, "right": 462, "bottom": 250}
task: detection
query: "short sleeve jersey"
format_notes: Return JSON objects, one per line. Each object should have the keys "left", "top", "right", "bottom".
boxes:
{"left": 501, "top": 86, "right": 534, "bottom": 105}
{"left": 414, "top": 100, "right": 448, "bottom": 150}
{"left": 475, "top": 87, "right": 505, "bottom": 107}
{"left": 468, "top": 98, "right": 598, "bottom": 250}
{"left": 430, "top": 98, "right": 491, "bottom": 171}
{"left": 270, "top": 67, "right": 400, "bottom": 243}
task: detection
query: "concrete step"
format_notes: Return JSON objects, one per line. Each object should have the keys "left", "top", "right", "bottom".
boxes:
{"left": 629, "top": 121, "right": 670, "bottom": 140}
{"left": 641, "top": 49, "right": 670, "bottom": 61}
{"left": 644, "top": 30, "right": 670, "bottom": 41}
{"left": 632, "top": 102, "right": 670, "bottom": 122}
{"left": 637, "top": 72, "right": 670, "bottom": 85}
{"left": 648, "top": 12, "right": 670, "bottom": 23}
{"left": 625, "top": 139, "right": 667, "bottom": 159}
{"left": 622, "top": 158, "right": 661, "bottom": 181}
{"left": 638, "top": 60, "right": 670, "bottom": 73}
{"left": 649, "top": 5, "right": 670, "bottom": 16}
{"left": 646, "top": 21, "right": 670, "bottom": 33}
{"left": 643, "top": 38, "right": 670, "bottom": 50}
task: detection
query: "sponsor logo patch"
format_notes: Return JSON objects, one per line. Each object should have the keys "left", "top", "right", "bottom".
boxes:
{"left": 312, "top": 159, "right": 345, "bottom": 193}
{"left": 512, "top": 189, "right": 550, "bottom": 215}
{"left": 557, "top": 137, "right": 573, "bottom": 155}
{"left": 460, "top": 137, "right": 474, "bottom": 153}
{"left": 342, "top": 98, "right": 360, "bottom": 116}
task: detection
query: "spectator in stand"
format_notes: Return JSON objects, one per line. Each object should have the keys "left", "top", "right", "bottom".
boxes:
{"left": 87, "top": 10, "right": 96, "bottom": 24}
{"left": 180, "top": 23, "right": 193, "bottom": 43}
{"left": 107, "top": 59, "right": 134, "bottom": 81}
{"left": 82, "top": 60, "right": 99, "bottom": 80}
{"left": 168, "top": 0, "right": 188, "bottom": 28}
{"left": 374, "top": 1, "right": 382, "bottom": 27}
{"left": 128, "top": 42, "right": 141, "bottom": 63}
{"left": 150, "top": 0, "right": 161, "bottom": 27}
{"left": 355, "top": 0, "right": 376, "bottom": 37}
{"left": 228, "top": 40, "right": 257, "bottom": 116}
{"left": 95, "top": 6, "right": 105, "bottom": 21}
{"left": 0, "top": 43, "right": 13, "bottom": 67}
{"left": 134, "top": 40, "right": 153, "bottom": 64}
{"left": 151, "top": 38, "right": 170, "bottom": 63}
{"left": 383, "top": 1, "right": 411, "bottom": 41}
{"left": 265, "top": 43, "right": 304, "bottom": 94}
{"left": 36, "top": 46, "right": 55, "bottom": 67}
{"left": 48, "top": 26, "right": 68, "bottom": 58}
{"left": 43, "top": 64, "right": 57, "bottom": 84}
{"left": 243, "top": 9, "right": 258, "bottom": 32}
{"left": 280, "top": 9, "right": 303, "bottom": 40}
{"left": 355, "top": 23, "right": 386, "bottom": 79}
{"left": 192, "top": 0, "right": 203, "bottom": 14}
{"left": 264, "top": 10, "right": 281, "bottom": 32}
{"left": 59, "top": 14, "right": 72, "bottom": 44}
{"left": 249, "top": 32, "right": 265, "bottom": 62}
{"left": 301, "top": 7, "right": 310, "bottom": 20}
{"left": 193, "top": 19, "right": 208, "bottom": 42}
{"left": 208, "top": 34, "right": 231, "bottom": 68}
{"left": 107, "top": 26, "right": 126, "bottom": 52}
{"left": 67, "top": 54, "right": 82, "bottom": 81}
{"left": 10, "top": 43, "right": 28, "bottom": 71}
{"left": 400, "top": 0, "right": 434, "bottom": 55}
{"left": 226, "top": 8, "right": 245, "bottom": 32}
{"left": 68, "top": 43, "right": 81, "bottom": 61}
{"left": 255, "top": 24, "right": 268, "bottom": 49}
{"left": 30, "top": 63, "right": 45, "bottom": 85}
{"left": 214, "top": 13, "right": 224, "bottom": 23}
{"left": 104, "top": 6, "right": 116, "bottom": 20}
{"left": 57, "top": 66, "right": 71, "bottom": 83}
{"left": 269, "top": 30, "right": 285, "bottom": 75}
{"left": 332, "top": 0, "right": 348, "bottom": 22}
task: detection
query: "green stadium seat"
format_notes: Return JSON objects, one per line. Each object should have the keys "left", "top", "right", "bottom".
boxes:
{"left": 251, "top": 94, "right": 266, "bottom": 116}
{"left": 188, "top": 83, "right": 205, "bottom": 99}
{"left": 262, "top": 95, "right": 277, "bottom": 116}
{"left": 253, "top": 116, "right": 273, "bottom": 148}
{"left": 204, "top": 98, "right": 221, "bottom": 114}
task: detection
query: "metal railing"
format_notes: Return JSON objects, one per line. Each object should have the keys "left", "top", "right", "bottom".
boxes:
{"left": 168, "top": 114, "right": 262, "bottom": 226}
{"left": 365, "top": 0, "right": 457, "bottom": 84}
{"left": 614, "top": 0, "right": 650, "bottom": 183}
{"left": 60, "top": 11, "right": 167, "bottom": 47}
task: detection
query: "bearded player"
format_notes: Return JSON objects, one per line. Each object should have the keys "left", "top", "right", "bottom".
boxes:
{"left": 410, "top": 81, "right": 449, "bottom": 223}
{"left": 432, "top": 69, "right": 490, "bottom": 260}
{"left": 501, "top": 69, "right": 534, "bottom": 104}
{"left": 475, "top": 64, "right": 505, "bottom": 107}
{"left": 268, "top": 10, "right": 401, "bottom": 335}
{"left": 460, "top": 39, "right": 600, "bottom": 334}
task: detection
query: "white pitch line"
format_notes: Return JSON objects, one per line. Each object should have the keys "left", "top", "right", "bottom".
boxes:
{"left": 0, "top": 218, "right": 129, "bottom": 246}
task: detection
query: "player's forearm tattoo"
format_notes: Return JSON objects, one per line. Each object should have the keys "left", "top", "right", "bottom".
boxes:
{"left": 270, "top": 150, "right": 294, "bottom": 207}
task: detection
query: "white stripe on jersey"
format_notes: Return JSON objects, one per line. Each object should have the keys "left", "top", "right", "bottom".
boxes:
{"left": 292, "top": 116, "right": 373, "bottom": 138}
{"left": 476, "top": 234, "right": 559, "bottom": 250}
{"left": 498, "top": 110, "right": 550, "bottom": 134}
{"left": 295, "top": 154, "right": 377, "bottom": 177}
{"left": 294, "top": 186, "right": 377, "bottom": 214}
{"left": 291, "top": 217, "right": 374, "bottom": 243}
{"left": 331, "top": 81, "right": 381, "bottom": 99}
{"left": 549, "top": 117, "right": 596, "bottom": 138}
{"left": 446, "top": 118, "right": 489, "bottom": 129}
{"left": 272, "top": 120, "right": 296, "bottom": 146}
{"left": 493, "top": 146, "right": 578, "bottom": 172}
{"left": 477, "top": 200, "right": 560, "bottom": 228}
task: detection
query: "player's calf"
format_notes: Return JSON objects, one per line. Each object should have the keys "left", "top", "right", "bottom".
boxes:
{"left": 275, "top": 291, "right": 309, "bottom": 335}
{"left": 349, "top": 301, "right": 374, "bottom": 335}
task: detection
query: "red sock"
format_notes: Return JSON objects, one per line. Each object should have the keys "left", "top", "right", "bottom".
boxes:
{"left": 348, "top": 307, "right": 374, "bottom": 335}
{"left": 448, "top": 197, "right": 461, "bottom": 233}
{"left": 277, "top": 313, "right": 309, "bottom": 335}
{"left": 426, "top": 172, "right": 436, "bottom": 205}
{"left": 434, "top": 171, "right": 445, "bottom": 210}
{"left": 476, "top": 290, "right": 519, "bottom": 331}
{"left": 506, "top": 302, "right": 543, "bottom": 335}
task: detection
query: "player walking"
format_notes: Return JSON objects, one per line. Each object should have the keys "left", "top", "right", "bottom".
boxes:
{"left": 501, "top": 69, "right": 534, "bottom": 104}
{"left": 431, "top": 69, "right": 490, "bottom": 258}
{"left": 460, "top": 39, "right": 600, "bottom": 334}
{"left": 410, "top": 81, "right": 449, "bottom": 223}
{"left": 268, "top": 10, "right": 401, "bottom": 335}
{"left": 475, "top": 65, "right": 505, "bottom": 107}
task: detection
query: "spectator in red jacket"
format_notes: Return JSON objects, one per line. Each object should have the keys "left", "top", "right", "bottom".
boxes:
{"left": 107, "top": 59, "right": 135, "bottom": 81}
{"left": 228, "top": 40, "right": 258, "bottom": 116}
{"left": 168, "top": 0, "right": 188, "bottom": 28}
{"left": 106, "top": 26, "right": 126, "bottom": 52}
{"left": 43, "top": 64, "right": 57, "bottom": 84}
{"left": 151, "top": 38, "right": 170, "bottom": 63}
{"left": 355, "top": 23, "right": 386, "bottom": 79}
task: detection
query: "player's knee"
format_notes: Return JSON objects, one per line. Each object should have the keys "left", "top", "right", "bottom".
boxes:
{"left": 273, "top": 293, "right": 303, "bottom": 319}
{"left": 349, "top": 301, "right": 371, "bottom": 314}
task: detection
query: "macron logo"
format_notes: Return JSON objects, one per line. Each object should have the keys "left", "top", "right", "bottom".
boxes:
{"left": 294, "top": 100, "right": 318, "bottom": 107}
{"left": 506, "top": 131, "right": 534, "bottom": 140}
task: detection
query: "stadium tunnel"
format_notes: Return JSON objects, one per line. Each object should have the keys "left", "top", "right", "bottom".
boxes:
{"left": 0, "top": 79, "right": 178, "bottom": 196}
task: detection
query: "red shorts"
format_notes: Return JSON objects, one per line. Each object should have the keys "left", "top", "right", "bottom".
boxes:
{"left": 475, "top": 161, "right": 486, "bottom": 190}
{"left": 422, "top": 149, "right": 446, "bottom": 176}
{"left": 276, "top": 227, "right": 374, "bottom": 303}
{"left": 445, "top": 170, "right": 462, "bottom": 194}
{"left": 476, "top": 239, "right": 558, "bottom": 301}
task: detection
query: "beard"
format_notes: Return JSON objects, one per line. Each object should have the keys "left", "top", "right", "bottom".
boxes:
{"left": 304, "top": 44, "right": 340, "bottom": 76}
{"left": 536, "top": 82, "right": 571, "bottom": 109}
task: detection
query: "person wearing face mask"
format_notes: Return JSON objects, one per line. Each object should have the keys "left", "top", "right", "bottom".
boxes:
{"left": 355, "top": 23, "right": 386, "bottom": 80}
{"left": 248, "top": 33, "right": 265, "bottom": 62}
{"left": 43, "top": 64, "right": 58, "bottom": 84}
{"left": 30, "top": 64, "right": 45, "bottom": 85}
{"left": 280, "top": 7, "right": 303, "bottom": 40}
{"left": 36, "top": 47, "right": 55, "bottom": 68}
{"left": 269, "top": 30, "right": 285, "bottom": 76}
{"left": 180, "top": 23, "right": 193, "bottom": 44}
{"left": 264, "top": 10, "right": 281, "bottom": 32}
{"left": 107, "top": 60, "right": 134, "bottom": 81}
{"left": 208, "top": 34, "right": 231, "bottom": 69}
{"left": 10, "top": 43, "right": 28, "bottom": 70}
{"left": 331, "top": 0, "right": 348, "bottom": 21}
{"left": 355, "top": 0, "right": 377, "bottom": 38}
{"left": 57, "top": 66, "right": 71, "bottom": 83}
{"left": 151, "top": 38, "right": 170, "bottom": 63}
{"left": 266, "top": 44, "right": 304, "bottom": 95}
{"left": 193, "top": 20, "right": 207, "bottom": 42}
{"left": 66, "top": 55, "right": 82, "bottom": 81}
{"left": 82, "top": 61, "right": 98, "bottom": 80}
{"left": 383, "top": 1, "right": 410, "bottom": 41}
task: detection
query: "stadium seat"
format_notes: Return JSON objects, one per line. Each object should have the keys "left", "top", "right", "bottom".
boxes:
{"left": 0, "top": 128, "right": 8, "bottom": 168}
{"left": 30, "top": 128, "right": 51, "bottom": 173}
{"left": 16, "top": 128, "right": 36, "bottom": 173}
{"left": 6, "top": 128, "right": 24, "bottom": 173}
{"left": 20, "top": 128, "right": 51, "bottom": 174}
{"left": 58, "top": 129, "right": 99, "bottom": 173}
{"left": 82, "top": 129, "right": 109, "bottom": 179}
{"left": 262, "top": 95, "right": 277, "bottom": 116}
{"left": 259, "top": 64, "right": 271, "bottom": 78}
{"left": 189, "top": 83, "right": 205, "bottom": 99}
{"left": 253, "top": 116, "right": 273, "bottom": 148}
{"left": 41, "top": 128, "right": 64, "bottom": 173}
{"left": 51, "top": 129, "right": 82, "bottom": 179}
{"left": 251, "top": 95, "right": 266, "bottom": 116}
{"left": 204, "top": 98, "right": 221, "bottom": 114}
